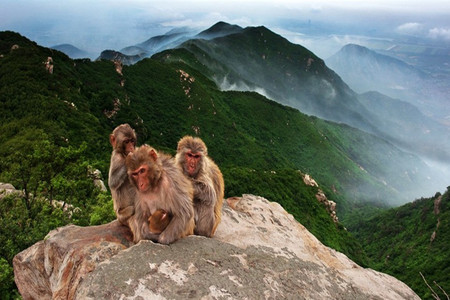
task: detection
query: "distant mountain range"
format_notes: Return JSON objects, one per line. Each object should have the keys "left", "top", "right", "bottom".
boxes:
{"left": 150, "top": 23, "right": 450, "bottom": 165}
{"left": 326, "top": 43, "right": 450, "bottom": 125}
{"left": 98, "top": 22, "right": 244, "bottom": 65}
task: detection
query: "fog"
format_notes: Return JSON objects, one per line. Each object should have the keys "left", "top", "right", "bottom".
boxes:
{"left": 1, "top": 0, "right": 449, "bottom": 58}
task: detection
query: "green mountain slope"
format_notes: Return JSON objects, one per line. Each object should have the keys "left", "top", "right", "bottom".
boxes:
{"left": 1, "top": 30, "right": 445, "bottom": 296}
{"left": 153, "top": 39, "right": 438, "bottom": 206}
{"left": 351, "top": 186, "right": 450, "bottom": 299}
{"left": 0, "top": 30, "right": 368, "bottom": 262}
{"left": 159, "top": 25, "right": 376, "bottom": 135}
{"left": 0, "top": 30, "right": 434, "bottom": 230}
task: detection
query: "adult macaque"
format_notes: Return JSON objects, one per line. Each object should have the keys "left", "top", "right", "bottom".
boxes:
{"left": 108, "top": 124, "right": 137, "bottom": 228}
{"left": 175, "top": 136, "right": 224, "bottom": 237}
{"left": 149, "top": 209, "right": 172, "bottom": 234}
{"left": 126, "top": 145, "right": 195, "bottom": 244}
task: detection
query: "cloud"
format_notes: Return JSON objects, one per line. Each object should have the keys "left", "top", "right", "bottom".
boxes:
{"left": 395, "top": 22, "right": 424, "bottom": 35}
{"left": 428, "top": 27, "right": 450, "bottom": 40}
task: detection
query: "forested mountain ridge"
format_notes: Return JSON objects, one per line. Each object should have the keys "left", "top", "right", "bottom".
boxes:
{"left": 0, "top": 29, "right": 368, "bottom": 296}
{"left": 0, "top": 30, "right": 446, "bottom": 298}
{"left": 158, "top": 25, "right": 376, "bottom": 134}
{"left": 153, "top": 23, "right": 448, "bottom": 194}
{"left": 351, "top": 186, "right": 450, "bottom": 299}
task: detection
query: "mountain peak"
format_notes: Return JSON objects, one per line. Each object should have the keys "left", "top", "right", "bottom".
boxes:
{"left": 196, "top": 21, "right": 243, "bottom": 39}
{"left": 339, "top": 43, "right": 372, "bottom": 55}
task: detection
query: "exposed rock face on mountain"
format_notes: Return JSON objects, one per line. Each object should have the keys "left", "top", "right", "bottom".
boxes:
{"left": 0, "top": 182, "right": 23, "bottom": 199}
{"left": 13, "top": 195, "right": 419, "bottom": 299}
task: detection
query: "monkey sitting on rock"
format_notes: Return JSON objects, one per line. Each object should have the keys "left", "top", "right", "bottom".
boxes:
{"left": 175, "top": 136, "right": 224, "bottom": 237}
{"left": 126, "top": 144, "right": 195, "bottom": 244}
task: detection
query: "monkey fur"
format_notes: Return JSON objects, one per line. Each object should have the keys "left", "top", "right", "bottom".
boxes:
{"left": 175, "top": 136, "right": 224, "bottom": 237}
{"left": 126, "top": 144, "right": 195, "bottom": 244}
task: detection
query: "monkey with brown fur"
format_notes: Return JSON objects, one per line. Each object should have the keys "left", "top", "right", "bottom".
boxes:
{"left": 126, "top": 144, "right": 195, "bottom": 244}
{"left": 175, "top": 136, "right": 224, "bottom": 237}
{"left": 108, "top": 124, "right": 137, "bottom": 228}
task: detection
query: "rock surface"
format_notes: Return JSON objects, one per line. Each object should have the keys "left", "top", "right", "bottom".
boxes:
{"left": 13, "top": 194, "right": 419, "bottom": 299}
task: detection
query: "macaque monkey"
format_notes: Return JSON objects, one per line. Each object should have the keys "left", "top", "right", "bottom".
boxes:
{"left": 108, "top": 124, "right": 137, "bottom": 228}
{"left": 126, "top": 144, "right": 195, "bottom": 244}
{"left": 175, "top": 136, "right": 224, "bottom": 237}
{"left": 149, "top": 209, "right": 172, "bottom": 234}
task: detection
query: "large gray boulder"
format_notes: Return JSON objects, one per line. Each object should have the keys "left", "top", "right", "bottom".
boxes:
{"left": 13, "top": 195, "right": 419, "bottom": 299}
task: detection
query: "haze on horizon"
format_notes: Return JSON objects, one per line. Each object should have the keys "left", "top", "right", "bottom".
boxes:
{"left": 1, "top": 0, "right": 449, "bottom": 59}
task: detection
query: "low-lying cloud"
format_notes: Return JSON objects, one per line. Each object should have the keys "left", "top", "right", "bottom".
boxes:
{"left": 396, "top": 22, "right": 424, "bottom": 35}
{"left": 428, "top": 27, "right": 450, "bottom": 40}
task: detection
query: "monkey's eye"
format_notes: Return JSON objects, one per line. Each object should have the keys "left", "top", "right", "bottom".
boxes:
{"left": 187, "top": 152, "right": 200, "bottom": 159}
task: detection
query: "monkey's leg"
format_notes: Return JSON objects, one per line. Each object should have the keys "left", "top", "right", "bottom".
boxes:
{"left": 194, "top": 203, "right": 215, "bottom": 237}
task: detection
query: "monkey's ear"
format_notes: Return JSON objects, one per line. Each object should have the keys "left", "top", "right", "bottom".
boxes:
{"left": 149, "top": 149, "right": 158, "bottom": 161}
{"left": 109, "top": 134, "right": 116, "bottom": 147}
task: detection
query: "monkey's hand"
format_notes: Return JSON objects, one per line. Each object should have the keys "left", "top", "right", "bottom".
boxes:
{"left": 158, "top": 235, "right": 173, "bottom": 245}
{"left": 193, "top": 179, "right": 207, "bottom": 189}
{"left": 143, "top": 232, "right": 160, "bottom": 243}
{"left": 193, "top": 182, "right": 215, "bottom": 206}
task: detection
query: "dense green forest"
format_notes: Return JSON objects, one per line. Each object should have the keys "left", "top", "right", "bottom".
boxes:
{"left": 0, "top": 31, "right": 448, "bottom": 298}
{"left": 351, "top": 186, "right": 450, "bottom": 299}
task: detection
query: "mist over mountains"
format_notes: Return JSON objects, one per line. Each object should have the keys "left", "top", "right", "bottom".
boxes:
{"left": 326, "top": 43, "right": 450, "bottom": 125}
{"left": 51, "top": 21, "right": 450, "bottom": 198}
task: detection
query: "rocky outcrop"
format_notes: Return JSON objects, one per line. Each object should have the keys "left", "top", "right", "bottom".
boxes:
{"left": 44, "top": 56, "right": 54, "bottom": 74}
{"left": 0, "top": 182, "right": 23, "bottom": 199}
{"left": 431, "top": 195, "right": 443, "bottom": 243}
{"left": 303, "top": 173, "right": 339, "bottom": 223}
{"left": 13, "top": 194, "right": 419, "bottom": 299}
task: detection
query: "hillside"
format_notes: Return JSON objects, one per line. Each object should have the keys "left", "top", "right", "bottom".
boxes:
{"left": 0, "top": 30, "right": 446, "bottom": 297}
{"left": 351, "top": 186, "right": 450, "bottom": 299}
{"left": 0, "top": 30, "right": 370, "bottom": 295}
{"left": 358, "top": 91, "right": 450, "bottom": 162}
{"left": 163, "top": 25, "right": 376, "bottom": 135}
{"left": 0, "top": 30, "right": 440, "bottom": 228}
{"left": 153, "top": 23, "right": 449, "bottom": 191}
{"left": 50, "top": 43, "right": 90, "bottom": 59}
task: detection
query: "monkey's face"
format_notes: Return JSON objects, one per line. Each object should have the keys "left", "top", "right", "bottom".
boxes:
{"left": 185, "top": 151, "right": 202, "bottom": 177}
{"left": 122, "top": 137, "right": 136, "bottom": 155}
{"left": 130, "top": 165, "right": 151, "bottom": 192}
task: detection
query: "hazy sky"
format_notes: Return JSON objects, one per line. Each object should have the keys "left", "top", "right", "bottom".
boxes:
{"left": 1, "top": 0, "right": 449, "bottom": 58}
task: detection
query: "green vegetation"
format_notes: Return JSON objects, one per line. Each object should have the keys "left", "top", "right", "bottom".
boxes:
{"left": 1, "top": 31, "right": 448, "bottom": 299}
{"left": 352, "top": 187, "right": 450, "bottom": 299}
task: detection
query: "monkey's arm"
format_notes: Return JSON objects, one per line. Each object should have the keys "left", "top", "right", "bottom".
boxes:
{"left": 143, "top": 232, "right": 160, "bottom": 243}
{"left": 116, "top": 205, "right": 135, "bottom": 225}
{"left": 108, "top": 162, "right": 128, "bottom": 190}
{"left": 193, "top": 180, "right": 216, "bottom": 206}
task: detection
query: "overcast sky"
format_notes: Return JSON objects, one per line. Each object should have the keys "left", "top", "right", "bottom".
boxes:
{"left": 1, "top": 0, "right": 449, "bottom": 57}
